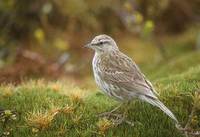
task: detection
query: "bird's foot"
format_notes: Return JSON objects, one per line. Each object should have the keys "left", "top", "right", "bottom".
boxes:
{"left": 97, "top": 104, "right": 122, "bottom": 119}
{"left": 98, "top": 112, "right": 134, "bottom": 126}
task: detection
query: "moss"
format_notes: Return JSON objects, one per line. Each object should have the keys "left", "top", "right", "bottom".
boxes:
{"left": 146, "top": 51, "right": 200, "bottom": 80}
{"left": 0, "top": 51, "right": 200, "bottom": 137}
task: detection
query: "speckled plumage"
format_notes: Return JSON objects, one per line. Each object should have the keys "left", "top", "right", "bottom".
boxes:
{"left": 86, "top": 34, "right": 178, "bottom": 123}
{"left": 93, "top": 50, "right": 156, "bottom": 101}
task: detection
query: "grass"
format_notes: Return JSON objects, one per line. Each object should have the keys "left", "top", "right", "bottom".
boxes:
{"left": 147, "top": 51, "right": 200, "bottom": 80}
{"left": 0, "top": 52, "right": 200, "bottom": 136}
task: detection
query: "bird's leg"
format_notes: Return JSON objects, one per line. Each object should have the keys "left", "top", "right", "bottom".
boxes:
{"left": 98, "top": 103, "right": 123, "bottom": 117}
{"left": 98, "top": 101, "right": 134, "bottom": 126}
{"left": 112, "top": 101, "right": 134, "bottom": 126}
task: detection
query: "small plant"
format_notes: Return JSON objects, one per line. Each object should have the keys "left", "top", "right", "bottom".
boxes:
{"left": 67, "top": 87, "right": 88, "bottom": 104}
{"left": 60, "top": 105, "right": 74, "bottom": 115}
{"left": 26, "top": 109, "right": 59, "bottom": 130}
{"left": 49, "top": 82, "right": 63, "bottom": 92}
{"left": 0, "top": 109, "right": 18, "bottom": 137}
{"left": 97, "top": 118, "right": 113, "bottom": 136}
{"left": 0, "top": 110, "right": 17, "bottom": 123}
{"left": 0, "top": 86, "right": 14, "bottom": 98}
{"left": 72, "top": 114, "right": 83, "bottom": 125}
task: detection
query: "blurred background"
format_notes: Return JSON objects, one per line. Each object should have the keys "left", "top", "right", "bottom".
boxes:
{"left": 0, "top": 0, "right": 199, "bottom": 85}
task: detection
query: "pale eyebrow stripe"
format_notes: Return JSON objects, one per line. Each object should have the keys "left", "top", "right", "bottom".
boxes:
{"left": 99, "top": 37, "right": 110, "bottom": 41}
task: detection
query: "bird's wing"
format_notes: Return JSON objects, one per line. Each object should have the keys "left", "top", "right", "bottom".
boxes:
{"left": 99, "top": 51, "right": 158, "bottom": 99}
{"left": 142, "top": 74, "right": 159, "bottom": 96}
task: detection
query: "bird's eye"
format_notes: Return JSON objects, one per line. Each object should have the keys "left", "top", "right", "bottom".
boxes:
{"left": 99, "top": 41, "right": 104, "bottom": 45}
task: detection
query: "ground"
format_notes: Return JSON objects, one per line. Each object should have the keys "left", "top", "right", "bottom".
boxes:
{"left": 0, "top": 35, "right": 200, "bottom": 137}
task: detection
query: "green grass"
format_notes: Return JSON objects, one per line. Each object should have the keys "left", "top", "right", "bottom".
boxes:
{"left": 0, "top": 51, "right": 200, "bottom": 137}
{"left": 147, "top": 51, "right": 200, "bottom": 80}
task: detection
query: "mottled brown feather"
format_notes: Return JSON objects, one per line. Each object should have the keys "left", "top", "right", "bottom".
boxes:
{"left": 97, "top": 50, "right": 157, "bottom": 99}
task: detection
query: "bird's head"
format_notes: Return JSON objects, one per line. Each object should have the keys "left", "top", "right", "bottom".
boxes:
{"left": 85, "top": 34, "right": 119, "bottom": 53}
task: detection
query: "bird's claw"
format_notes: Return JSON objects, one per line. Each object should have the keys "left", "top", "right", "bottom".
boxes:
{"left": 97, "top": 112, "right": 134, "bottom": 126}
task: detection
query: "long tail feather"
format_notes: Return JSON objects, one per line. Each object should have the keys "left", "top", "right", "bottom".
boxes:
{"left": 140, "top": 95, "right": 178, "bottom": 124}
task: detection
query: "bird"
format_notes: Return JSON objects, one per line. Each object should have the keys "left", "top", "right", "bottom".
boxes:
{"left": 85, "top": 34, "right": 178, "bottom": 124}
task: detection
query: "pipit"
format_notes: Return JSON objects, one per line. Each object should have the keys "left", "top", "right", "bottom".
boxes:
{"left": 85, "top": 34, "right": 178, "bottom": 125}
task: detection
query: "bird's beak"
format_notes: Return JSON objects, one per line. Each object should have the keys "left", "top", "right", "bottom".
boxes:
{"left": 84, "top": 43, "right": 91, "bottom": 48}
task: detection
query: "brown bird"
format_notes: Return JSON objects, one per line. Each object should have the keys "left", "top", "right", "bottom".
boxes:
{"left": 85, "top": 34, "right": 178, "bottom": 124}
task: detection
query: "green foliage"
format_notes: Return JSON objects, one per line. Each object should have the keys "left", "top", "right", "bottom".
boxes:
{"left": 148, "top": 51, "right": 200, "bottom": 80}
{"left": 0, "top": 0, "right": 199, "bottom": 42}
{"left": 0, "top": 51, "right": 200, "bottom": 137}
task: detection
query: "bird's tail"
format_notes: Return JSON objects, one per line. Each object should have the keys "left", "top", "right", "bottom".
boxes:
{"left": 140, "top": 95, "right": 178, "bottom": 124}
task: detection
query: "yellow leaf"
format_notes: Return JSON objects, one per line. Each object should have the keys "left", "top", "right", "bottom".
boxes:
{"left": 145, "top": 20, "right": 154, "bottom": 30}
{"left": 54, "top": 38, "right": 70, "bottom": 51}
{"left": 34, "top": 28, "right": 45, "bottom": 44}
{"left": 134, "top": 12, "right": 143, "bottom": 24}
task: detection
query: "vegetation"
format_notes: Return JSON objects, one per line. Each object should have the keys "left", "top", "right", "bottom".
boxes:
{"left": 0, "top": 49, "right": 200, "bottom": 137}
{"left": 0, "top": 0, "right": 200, "bottom": 136}
{"left": 0, "top": 0, "right": 199, "bottom": 82}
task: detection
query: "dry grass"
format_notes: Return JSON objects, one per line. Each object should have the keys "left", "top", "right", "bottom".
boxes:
{"left": 97, "top": 118, "right": 114, "bottom": 135}
{"left": 26, "top": 109, "right": 59, "bottom": 130}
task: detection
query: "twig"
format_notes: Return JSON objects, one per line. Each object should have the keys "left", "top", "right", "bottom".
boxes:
{"left": 176, "top": 91, "right": 200, "bottom": 137}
